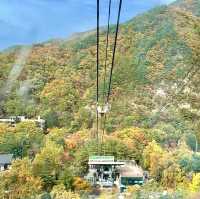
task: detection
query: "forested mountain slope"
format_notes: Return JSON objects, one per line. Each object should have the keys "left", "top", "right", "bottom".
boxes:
{"left": 172, "top": 0, "right": 200, "bottom": 16}
{"left": 0, "top": 0, "right": 199, "bottom": 134}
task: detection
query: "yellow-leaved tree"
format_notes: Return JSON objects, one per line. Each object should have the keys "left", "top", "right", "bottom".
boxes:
{"left": 0, "top": 158, "right": 42, "bottom": 199}
{"left": 33, "top": 140, "right": 63, "bottom": 191}
{"left": 51, "top": 184, "right": 80, "bottom": 199}
{"left": 190, "top": 173, "right": 200, "bottom": 193}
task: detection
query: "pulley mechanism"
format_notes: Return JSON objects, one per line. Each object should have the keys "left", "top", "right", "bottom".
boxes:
{"left": 96, "top": 103, "right": 111, "bottom": 117}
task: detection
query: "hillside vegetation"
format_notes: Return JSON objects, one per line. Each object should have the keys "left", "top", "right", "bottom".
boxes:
{"left": 0, "top": 0, "right": 200, "bottom": 198}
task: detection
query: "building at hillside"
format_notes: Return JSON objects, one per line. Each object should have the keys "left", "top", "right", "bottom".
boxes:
{"left": 86, "top": 156, "right": 124, "bottom": 187}
{"left": 0, "top": 116, "right": 46, "bottom": 130}
{"left": 85, "top": 156, "right": 144, "bottom": 191}
{"left": 0, "top": 154, "right": 13, "bottom": 171}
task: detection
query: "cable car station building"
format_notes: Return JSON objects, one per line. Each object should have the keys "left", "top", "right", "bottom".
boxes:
{"left": 85, "top": 156, "right": 144, "bottom": 191}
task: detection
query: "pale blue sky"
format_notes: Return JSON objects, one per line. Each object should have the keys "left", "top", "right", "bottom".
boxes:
{"left": 0, "top": 0, "right": 175, "bottom": 50}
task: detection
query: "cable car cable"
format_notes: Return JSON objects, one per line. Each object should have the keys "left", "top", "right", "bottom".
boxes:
{"left": 103, "top": 0, "right": 112, "bottom": 103}
{"left": 101, "top": 0, "right": 112, "bottom": 149}
{"left": 96, "top": 0, "right": 123, "bottom": 153}
{"left": 107, "top": 0, "right": 123, "bottom": 103}
{"left": 101, "top": 0, "right": 123, "bottom": 141}
{"left": 96, "top": 0, "right": 100, "bottom": 147}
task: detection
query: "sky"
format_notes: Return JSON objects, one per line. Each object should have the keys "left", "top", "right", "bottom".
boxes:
{"left": 0, "top": 0, "right": 176, "bottom": 50}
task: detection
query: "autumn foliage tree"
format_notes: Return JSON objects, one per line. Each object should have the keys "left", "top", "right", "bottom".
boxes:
{"left": 0, "top": 158, "right": 42, "bottom": 199}
{"left": 33, "top": 141, "right": 64, "bottom": 190}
